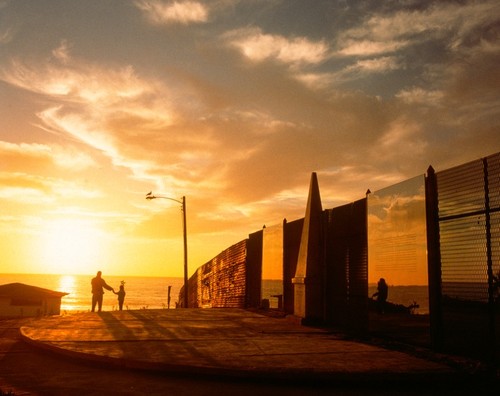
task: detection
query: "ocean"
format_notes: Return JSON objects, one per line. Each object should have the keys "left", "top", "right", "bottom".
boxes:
{"left": 369, "top": 284, "right": 429, "bottom": 314}
{"left": 0, "top": 274, "right": 429, "bottom": 314}
{"left": 261, "top": 282, "right": 429, "bottom": 314}
{"left": 0, "top": 273, "right": 185, "bottom": 313}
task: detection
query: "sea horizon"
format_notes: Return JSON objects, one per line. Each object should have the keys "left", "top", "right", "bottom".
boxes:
{"left": 1, "top": 273, "right": 185, "bottom": 313}
{"left": 1, "top": 273, "right": 430, "bottom": 314}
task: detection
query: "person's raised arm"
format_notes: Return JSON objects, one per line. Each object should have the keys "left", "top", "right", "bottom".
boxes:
{"left": 102, "top": 280, "right": 114, "bottom": 292}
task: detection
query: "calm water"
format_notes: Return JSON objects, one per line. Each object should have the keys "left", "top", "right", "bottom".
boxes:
{"left": 369, "top": 284, "right": 429, "bottom": 314}
{"left": 0, "top": 274, "right": 429, "bottom": 314}
{"left": 260, "top": 281, "right": 429, "bottom": 313}
{"left": 0, "top": 273, "right": 184, "bottom": 313}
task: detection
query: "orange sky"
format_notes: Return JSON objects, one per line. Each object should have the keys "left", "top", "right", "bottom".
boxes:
{"left": 368, "top": 176, "right": 428, "bottom": 286}
{"left": 1, "top": 1, "right": 498, "bottom": 277}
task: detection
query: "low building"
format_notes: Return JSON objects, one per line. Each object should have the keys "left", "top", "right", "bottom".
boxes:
{"left": 0, "top": 283, "right": 68, "bottom": 318}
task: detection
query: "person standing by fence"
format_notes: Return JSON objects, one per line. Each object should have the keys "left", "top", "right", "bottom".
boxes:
{"left": 372, "top": 278, "right": 388, "bottom": 314}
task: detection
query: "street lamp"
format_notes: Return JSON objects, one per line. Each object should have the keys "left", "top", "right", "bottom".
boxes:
{"left": 146, "top": 192, "right": 189, "bottom": 307}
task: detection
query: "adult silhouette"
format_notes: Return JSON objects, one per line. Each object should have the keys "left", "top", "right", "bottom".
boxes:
{"left": 372, "top": 278, "right": 388, "bottom": 314}
{"left": 91, "top": 271, "right": 114, "bottom": 312}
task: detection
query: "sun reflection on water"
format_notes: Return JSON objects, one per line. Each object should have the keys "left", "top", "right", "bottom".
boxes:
{"left": 59, "top": 275, "right": 77, "bottom": 312}
{"left": 58, "top": 275, "right": 76, "bottom": 293}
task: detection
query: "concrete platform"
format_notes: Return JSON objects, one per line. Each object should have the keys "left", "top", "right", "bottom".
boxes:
{"left": 20, "top": 308, "right": 461, "bottom": 383}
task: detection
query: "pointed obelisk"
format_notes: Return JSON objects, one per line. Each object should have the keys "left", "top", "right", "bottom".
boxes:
{"left": 292, "top": 172, "right": 324, "bottom": 323}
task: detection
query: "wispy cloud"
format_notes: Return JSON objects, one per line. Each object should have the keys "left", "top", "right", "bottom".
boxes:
{"left": 396, "top": 87, "right": 444, "bottom": 106}
{"left": 0, "top": 141, "right": 96, "bottom": 171}
{"left": 2, "top": 58, "right": 155, "bottom": 105}
{"left": 225, "top": 27, "right": 329, "bottom": 66}
{"left": 378, "top": 118, "right": 427, "bottom": 155}
{"left": 338, "top": 40, "right": 406, "bottom": 57}
{"left": 337, "top": 56, "right": 402, "bottom": 81}
{"left": 135, "top": 0, "right": 209, "bottom": 25}
{"left": 51, "top": 40, "right": 72, "bottom": 64}
{"left": 337, "top": 1, "right": 500, "bottom": 57}
{"left": 0, "top": 26, "right": 12, "bottom": 44}
{"left": 0, "top": 171, "right": 101, "bottom": 202}
{"left": 1, "top": 51, "right": 181, "bottom": 177}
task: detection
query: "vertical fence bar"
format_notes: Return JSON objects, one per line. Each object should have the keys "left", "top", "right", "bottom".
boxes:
{"left": 425, "top": 165, "right": 443, "bottom": 350}
{"left": 484, "top": 157, "right": 496, "bottom": 362}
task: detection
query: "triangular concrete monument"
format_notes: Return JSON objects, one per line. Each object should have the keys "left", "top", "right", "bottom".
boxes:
{"left": 292, "top": 172, "right": 324, "bottom": 323}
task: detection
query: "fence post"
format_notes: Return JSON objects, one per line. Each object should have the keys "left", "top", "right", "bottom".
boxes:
{"left": 483, "top": 157, "right": 496, "bottom": 363}
{"left": 425, "top": 165, "right": 443, "bottom": 351}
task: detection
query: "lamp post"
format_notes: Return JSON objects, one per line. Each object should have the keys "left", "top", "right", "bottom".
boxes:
{"left": 146, "top": 192, "right": 189, "bottom": 307}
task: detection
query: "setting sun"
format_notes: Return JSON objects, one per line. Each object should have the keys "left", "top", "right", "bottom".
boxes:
{"left": 0, "top": 1, "right": 497, "bottom": 279}
{"left": 38, "top": 219, "right": 103, "bottom": 275}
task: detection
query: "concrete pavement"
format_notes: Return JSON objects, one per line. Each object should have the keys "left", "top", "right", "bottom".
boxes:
{"left": 19, "top": 308, "right": 467, "bottom": 383}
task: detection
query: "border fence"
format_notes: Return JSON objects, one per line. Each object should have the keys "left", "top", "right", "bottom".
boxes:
{"left": 427, "top": 152, "right": 500, "bottom": 361}
{"left": 180, "top": 152, "right": 499, "bottom": 362}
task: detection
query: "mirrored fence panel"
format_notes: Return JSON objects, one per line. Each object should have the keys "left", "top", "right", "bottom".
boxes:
{"left": 368, "top": 175, "right": 429, "bottom": 314}
{"left": 262, "top": 223, "right": 284, "bottom": 309}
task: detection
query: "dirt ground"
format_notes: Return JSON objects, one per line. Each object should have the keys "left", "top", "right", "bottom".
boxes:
{"left": 0, "top": 318, "right": 404, "bottom": 396}
{"left": 1, "top": 317, "right": 324, "bottom": 396}
{"left": 1, "top": 317, "right": 182, "bottom": 395}
{"left": 1, "top": 317, "right": 497, "bottom": 396}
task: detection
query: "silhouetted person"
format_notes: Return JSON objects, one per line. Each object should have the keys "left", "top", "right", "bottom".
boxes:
{"left": 114, "top": 283, "right": 126, "bottom": 311}
{"left": 372, "top": 278, "right": 388, "bottom": 314}
{"left": 91, "top": 271, "right": 114, "bottom": 312}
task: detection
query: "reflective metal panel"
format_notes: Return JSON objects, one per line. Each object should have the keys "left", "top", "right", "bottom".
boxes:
{"left": 368, "top": 175, "right": 428, "bottom": 311}
{"left": 262, "top": 223, "right": 284, "bottom": 308}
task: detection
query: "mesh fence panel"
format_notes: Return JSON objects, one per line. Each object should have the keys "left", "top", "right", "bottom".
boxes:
{"left": 487, "top": 154, "right": 500, "bottom": 285}
{"left": 437, "top": 158, "right": 488, "bottom": 302}
{"left": 434, "top": 152, "right": 500, "bottom": 360}
{"left": 437, "top": 160, "right": 485, "bottom": 219}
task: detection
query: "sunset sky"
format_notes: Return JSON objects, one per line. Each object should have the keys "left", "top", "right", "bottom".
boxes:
{"left": 1, "top": 0, "right": 499, "bottom": 277}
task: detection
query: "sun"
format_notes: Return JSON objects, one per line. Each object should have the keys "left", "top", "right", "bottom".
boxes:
{"left": 38, "top": 218, "right": 104, "bottom": 275}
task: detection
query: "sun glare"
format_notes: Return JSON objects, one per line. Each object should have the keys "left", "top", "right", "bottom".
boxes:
{"left": 39, "top": 219, "right": 104, "bottom": 275}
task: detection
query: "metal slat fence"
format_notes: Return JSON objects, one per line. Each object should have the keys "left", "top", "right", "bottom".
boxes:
{"left": 428, "top": 152, "right": 500, "bottom": 361}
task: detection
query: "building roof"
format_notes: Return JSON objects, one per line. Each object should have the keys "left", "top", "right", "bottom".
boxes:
{"left": 0, "top": 283, "right": 68, "bottom": 299}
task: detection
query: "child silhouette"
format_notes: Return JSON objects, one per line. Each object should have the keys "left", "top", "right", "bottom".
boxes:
{"left": 114, "top": 281, "right": 126, "bottom": 311}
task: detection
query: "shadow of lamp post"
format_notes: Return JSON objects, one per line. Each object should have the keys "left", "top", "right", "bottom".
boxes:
{"left": 146, "top": 192, "right": 189, "bottom": 307}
